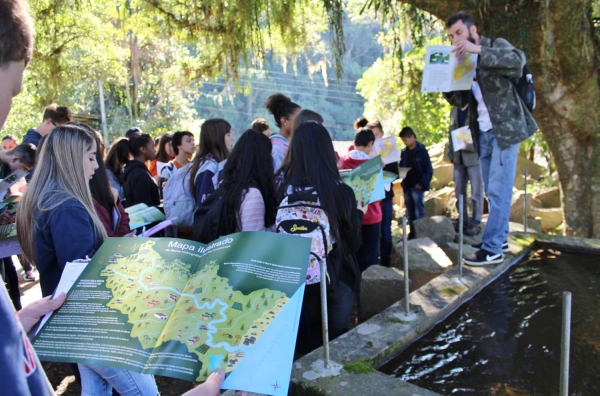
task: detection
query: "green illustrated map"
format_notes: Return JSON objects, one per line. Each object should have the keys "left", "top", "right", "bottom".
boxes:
{"left": 340, "top": 155, "right": 383, "bottom": 204}
{"left": 33, "top": 233, "right": 310, "bottom": 392}
{"left": 101, "top": 240, "right": 288, "bottom": 378}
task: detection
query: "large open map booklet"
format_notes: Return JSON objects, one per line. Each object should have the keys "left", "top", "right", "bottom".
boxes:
{"left": 33, "top": 232, "right": 311, "bottom": 396}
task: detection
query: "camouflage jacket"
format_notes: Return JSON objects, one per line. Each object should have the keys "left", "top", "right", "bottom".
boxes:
{"left": 447, "top": 106, "right": 480, "bottom": 167}
{"left": 444, "top": 37, "right": 538, "bottom": 150}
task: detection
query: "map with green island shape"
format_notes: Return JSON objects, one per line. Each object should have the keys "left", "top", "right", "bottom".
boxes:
{"left": 100, "top": 241, "right": 289, "bottom": 380}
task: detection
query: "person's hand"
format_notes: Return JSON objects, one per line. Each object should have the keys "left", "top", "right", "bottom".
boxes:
{"left": 357, "top": 200, "right": 368, "bottom": 215}
{"left": 181, "top": 370, "right": 248, "bottom": 396}
{"left": 18, "top": 293, "right": 66, "bottom": 333}
{"left": 415, "top": 184, "right": 422, "bottom": 190}
{"left": 0, "top": 210, "right": 14, "bottom": 225}
{"left": 452, "top": 40, "right": 481, "bottom": 57}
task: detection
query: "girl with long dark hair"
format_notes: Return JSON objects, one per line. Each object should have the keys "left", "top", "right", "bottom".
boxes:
{"left": 104, "top": 137, "right": 130, "bottom": 200}
{"left": 218, "top": 129, "right": 277, "bottom": 233}
{"left": 278, "top": 121, "right": 365, "bottom": 356}
{"left": 189, "top": 118, "right": 234, "bottom": 206}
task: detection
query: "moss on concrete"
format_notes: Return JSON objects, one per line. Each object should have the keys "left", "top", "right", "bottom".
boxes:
{"left": 344, "top": 361, "right": 376, "bottom": 374}
{"left": 364, "top": 341, "right": 374, "bottom": 348}
{"left": 439, "top": 285, "right": 468, "bottom": 299}
{"left": 389, "top": 318, "right": 408, "bottom": 324}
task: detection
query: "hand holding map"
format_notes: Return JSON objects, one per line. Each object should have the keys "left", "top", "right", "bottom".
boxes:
{"left": 421, "top": 45, "right": 478, "bottom": 92}
{"left": 451, "top": 126, "right": 473, "bottom": 151}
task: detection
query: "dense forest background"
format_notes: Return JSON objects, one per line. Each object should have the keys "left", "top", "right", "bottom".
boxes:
{"left": 3, "top": 0, "right": 450, "bottom": 145}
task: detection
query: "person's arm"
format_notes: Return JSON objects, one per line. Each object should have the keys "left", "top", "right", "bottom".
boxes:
{"left": 115, "top": 199, "right": 132, "bottom": 236}
{"left": 419, "top": 150, "right": 434, "bottom": 188}
{"left": 239, "top": 188, "right": 267, "bottom": 232}
{"left": 194, "top": 169, "right": 216, "bottom": 207}
{"left": 443, "top": 90, "right": 471, "bottom": 108}
{"left": 272, "top": 145, "right": 285, "bottom": 172}
{"left": 51, "top": 204, "right": 99, "bottom": 270}
{"left": 478, "top": 38, "right": 525, "bottom": 79}
{"left": 338, "top": 183, "right": 364, "bottom": 255}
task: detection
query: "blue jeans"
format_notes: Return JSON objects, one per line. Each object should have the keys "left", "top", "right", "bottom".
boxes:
{"left": 380, "top": 199, "right": 394, "bottom": 263}
{"left": 78, "top": 364, "right": 158, "bottom": 396}
{"left": 403, "top": 187, "right": 425, "bottom": 237}
{"left": 478, "top": 131, "right": 519, "bottom": 255}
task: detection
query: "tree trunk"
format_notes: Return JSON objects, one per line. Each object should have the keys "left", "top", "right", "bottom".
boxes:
{"left": 395, "top": 0, "right": 600, "bottom": 237}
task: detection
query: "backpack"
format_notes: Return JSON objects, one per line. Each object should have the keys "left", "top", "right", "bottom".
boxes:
{"left": 276, "top": 189, "right": 332, "bottom": 285}
{"left": 491, "top": 39, "right": 535, "bottom": 112}
{"left": 162, "top": 163, "right": 195, "bottom": 229}
{"left": 193, "top": 188, "right": 230, "bottom": 243}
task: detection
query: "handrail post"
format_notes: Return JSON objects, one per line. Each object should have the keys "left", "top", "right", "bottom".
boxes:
{"left": 320, "top": 261, "right": 329, "bottom": 368}
{"left": 524, "top": 169, "right": 529, "bottom": 232}
{"left": 458, "top": 194, "right": 464, "bottom": 280}
{"left": 560, "top": 291, "right": 572, "bottom": 396}
{"left": 402, "top": 216, "right": 410, "bottom": 315}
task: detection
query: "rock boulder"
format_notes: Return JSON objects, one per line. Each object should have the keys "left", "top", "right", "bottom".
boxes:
{"left": 360, "top": 265, "right": 405, "bottom": 320}
{"left": 391, "top": 237, "right": 453, "bottom": 290}
{"left": 534, "top": 187, "right": 561, "bottom": 208}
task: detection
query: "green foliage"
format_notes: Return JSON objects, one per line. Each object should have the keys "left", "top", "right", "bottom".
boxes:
{"left": 357, "top": 38, "right": 450, "bottom": 146}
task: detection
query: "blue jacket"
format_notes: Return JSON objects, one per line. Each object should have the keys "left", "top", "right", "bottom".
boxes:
{"left": 34, "top": 198, "right": 103, "bottom": 296}
{"left": 399, "top": 141, "right": 433, "bottom": 191}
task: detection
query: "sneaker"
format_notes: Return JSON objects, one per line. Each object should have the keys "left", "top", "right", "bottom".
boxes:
{"left": 471, "top": 241, "right": 509, "bottom": 252}
{"left": 463, "top": 249, "right": 505, "bottom": 266}
{"left": 23, "top": 270, "right": 36, "bottom": 282}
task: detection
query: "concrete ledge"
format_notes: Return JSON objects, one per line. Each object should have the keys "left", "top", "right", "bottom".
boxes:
{"left": 291, "top": 236, "right": 532, "bottom": 395}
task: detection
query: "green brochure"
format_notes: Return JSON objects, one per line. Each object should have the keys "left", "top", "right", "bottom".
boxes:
{"left": 33, "top": 232, "right": 310, "bottom": 396}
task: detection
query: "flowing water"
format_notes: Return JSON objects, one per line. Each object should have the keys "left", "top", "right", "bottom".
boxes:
{"left": 380, "top": 250, "right": 600, "bottom": 395}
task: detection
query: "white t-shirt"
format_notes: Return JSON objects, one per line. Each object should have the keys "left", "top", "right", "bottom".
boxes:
{"left": 471, "top": 79, "right": 493, "bottom": 132}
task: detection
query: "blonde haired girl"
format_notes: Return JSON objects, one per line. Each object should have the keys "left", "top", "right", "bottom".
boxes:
{"left": 16, "top": 124, "right": 158, "bottom": 395}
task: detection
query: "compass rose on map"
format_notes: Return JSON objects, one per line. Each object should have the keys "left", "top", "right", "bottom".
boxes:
{"left": 272, "top": 380, "right": 281, "bottom": 391}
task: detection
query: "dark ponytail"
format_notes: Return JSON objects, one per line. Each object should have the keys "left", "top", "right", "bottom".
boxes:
{"left": 264, "top": 93, "right": 300, "bottom": 128}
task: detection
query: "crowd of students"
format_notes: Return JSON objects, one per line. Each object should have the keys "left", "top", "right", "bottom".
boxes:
{"left": 0, "top": 0, "right": 440, "bottom": 393}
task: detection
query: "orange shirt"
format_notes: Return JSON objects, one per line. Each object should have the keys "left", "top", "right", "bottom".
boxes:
{"left": 148, "top": 159, "right": 158, "bottom": 177}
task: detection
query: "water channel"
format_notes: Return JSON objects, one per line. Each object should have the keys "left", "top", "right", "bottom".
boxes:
{"left": 380, "top": 250, "right": 600, "bottom": 395}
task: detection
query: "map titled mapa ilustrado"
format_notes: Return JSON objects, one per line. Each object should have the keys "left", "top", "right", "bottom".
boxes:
{"left": 33, "top": 233, "right": 310, "bottom": 396}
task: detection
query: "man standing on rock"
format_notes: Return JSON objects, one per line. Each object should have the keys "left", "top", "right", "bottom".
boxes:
{"left": 444, "top": 11, "right": 537, "bottom": 265}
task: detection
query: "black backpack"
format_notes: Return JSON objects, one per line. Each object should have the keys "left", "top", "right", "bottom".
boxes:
{"left": 192, "top": 188, "right": 231, "bottom": 243}
{"left": 491, "top": 39, "right": 535, "bottom": 112}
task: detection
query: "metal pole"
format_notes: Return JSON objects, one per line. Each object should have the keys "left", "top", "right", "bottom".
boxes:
{"left": 320, "top": 260, "right": 330, "bottom": 368}
{"left": 98, "top": 81, "right": 108, "bottom": 147}
{"left": 402, "top": 216, "right": 410, "bottom": 315}
{"left": 560, "top": 291, "right": 572, "bottom": 396}
{"left": 458, "top": 194, "right": 464, "bottom": 280}
{"left": 524, "top": 169, "right": 529, "bottom": 233}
